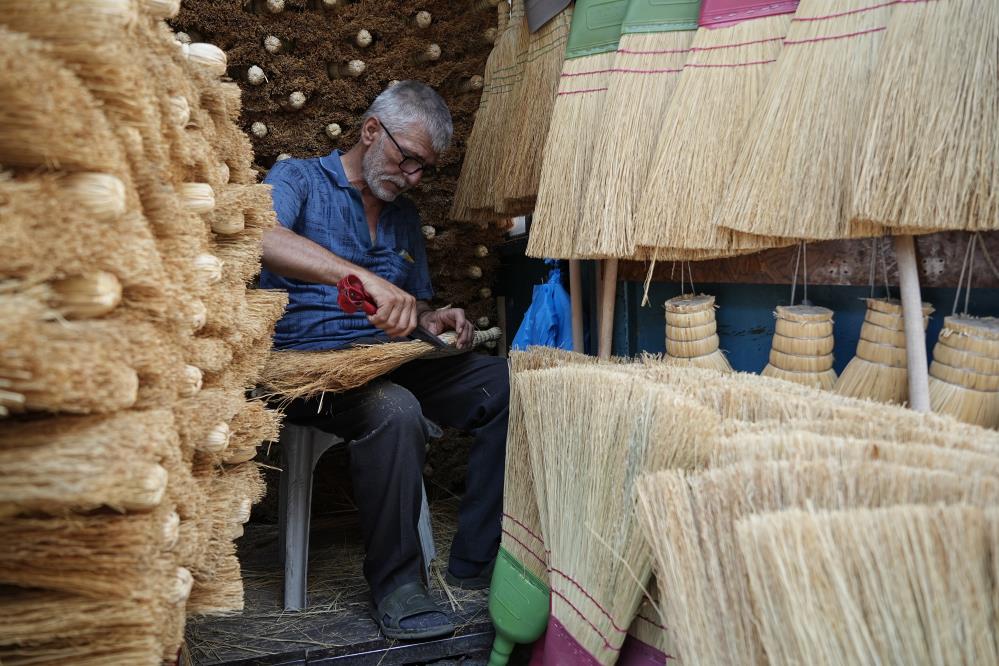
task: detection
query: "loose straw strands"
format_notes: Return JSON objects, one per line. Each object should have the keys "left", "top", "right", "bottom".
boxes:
{"left": 634, "top": 11, "right": 794, "bottom": 256}
{"left": 715, "top": 0, "right": 892, "bottom": 241}
{"left": 499, "top": 7, "right": 572, "bottom": 214}
{"left": 738, "top": 506, "right": 998, "bottom": 665}
{"left": 635, "top": 460, "right": 999, "bottom": 666}
{"left": 575, "top": 18, "right": 697, "bottom": 258}
{"left": 518, "top": 366, "right": 716, "bottom": 663}
{"left": 850, "top": 0, "right": 998, "bottom": 233}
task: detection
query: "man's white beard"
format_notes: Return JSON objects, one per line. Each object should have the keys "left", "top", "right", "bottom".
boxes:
{"left": 363, "top": 136, "right": 408, "bottom": 202}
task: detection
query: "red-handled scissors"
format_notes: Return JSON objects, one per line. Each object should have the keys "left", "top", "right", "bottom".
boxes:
{"left": 336, "top": 274, "right": 447, "bottom": 348}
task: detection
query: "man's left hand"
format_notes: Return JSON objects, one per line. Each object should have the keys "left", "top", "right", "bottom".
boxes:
{"left": 419, "top": 308, "right": 474, "bottom": 350}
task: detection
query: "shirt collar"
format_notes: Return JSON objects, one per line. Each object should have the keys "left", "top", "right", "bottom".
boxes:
{"left": 319, "top": 150, "right": 350, "bottom": 188}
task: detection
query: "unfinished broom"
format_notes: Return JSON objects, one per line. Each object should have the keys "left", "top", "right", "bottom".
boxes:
{"left": 664, "top": 294, "right": 732, "bottom": 373}
{"left": 930, "top": 315, "right": 999, "bottom": 428}
{"left": 518, "top": 366, "right": 716, "bottom": 664}
{"left": 835, "top": 297, "right": 932, "bottom": 404}
{"left": 498, "top": 6, "right": 572, "bottom": 214}
{"left": 738, "top": 505, "right": 997, "bottom": 665}
{"left": 761, "top": 305, "right": 836, "bottom": 389}
{"left": 574, "top": 0, "right": 701, "bottom": 259}
{"left": 714, "top": 0, "right": 892, "bottom": 241}
{"left": 633, "top": 0, "right": 798, "bottom": 258}
{"left": 850, "top": 0, "right": 998, "bottom": 234}
{"left": 526, "top": 0, "right": 629, "bottom": 259}
{"left": 635, "top": 459, "right": 999, "bottom": 666}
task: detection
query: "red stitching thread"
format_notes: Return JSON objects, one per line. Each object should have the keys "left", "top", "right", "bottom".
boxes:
{"left": 501, "top": 528, "right": 548, "bottom": 568}
{"left": 561, "top": 68, "right": 617, "bottom": 78}
{"left": 502, "top": 512, "right": 545, "bottom": 544}
{"left": 792, "top": 1, "right": 897, "bottom": 21}
{"left": 550, "top": 567, "right": 629, "bottom": 634}
{"left": 557, "top": 87, "right": 608, "bottom": 96}
{"left": 636, "top": 614, "right": 667, "bottom": 631}
{"left": 686, "top": 58, "right": 777, "bottom": 69}
{"left": 689, "top": 36, "right": 784, "bottom": 52}
{"left": 550, "top": 588, "right": 617, "bottom": 652}
{"left": 784, "top": 25, "right": 886, "bottom": 46}
{"left": 616, "top": 47, "right": 691, "bottom": 56}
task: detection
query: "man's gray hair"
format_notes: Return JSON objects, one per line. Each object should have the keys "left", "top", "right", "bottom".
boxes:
{"left": 362, "top": 80, "right": 453, "bottom": 154}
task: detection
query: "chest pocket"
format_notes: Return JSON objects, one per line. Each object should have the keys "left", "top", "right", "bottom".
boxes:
{"left": 367, "top": 246, "right": 414, "bottom": 289}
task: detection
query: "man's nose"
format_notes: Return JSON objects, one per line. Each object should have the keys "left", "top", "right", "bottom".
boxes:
{"left": 406, "top": 170, "right": 422, "bottom": 187}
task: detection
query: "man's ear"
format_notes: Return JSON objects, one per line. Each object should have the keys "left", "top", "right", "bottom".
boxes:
{"left": 360, "top": 117, "right": 380, "bottom": 147}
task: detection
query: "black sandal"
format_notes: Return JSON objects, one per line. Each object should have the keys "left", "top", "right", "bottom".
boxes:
{"left": 369, "top": 581, "right": 455, "bottom": 641}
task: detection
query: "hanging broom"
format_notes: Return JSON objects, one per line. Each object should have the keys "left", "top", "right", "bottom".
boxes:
{"left": 929, "top": 315, "right": 999, "bottom": 429}
{"left": 738, "top": 505, "right": 998, "bottom": 665}
{"left": 526, "top": 0, "right": 629, "bottom": 259}
{"left": 835, "top": 297, "right": 933, "bottom": 404}
{"left": 760, "top": 305, "right": 836, "bottom": 389}
{"left": 713, "top": 0, "right": 892, "bottom": 241}
{"left": 850, "top": 0, "right": 998, "bottom": 234}
{"left": 498, "top": 6, "right": 573, "bottom": 215}
{"left": 573, "top": 0, "right": 702, "bottom": 259}
{"left": 664, "top": 294, "right": 732, "bottom": 373}
{"left": 519, "top": 366, "right": 715, "bottom": 665}
{"left": 633, "top": 0, "right": 798, "bottom": 258}
{"left": 635, "top": 459, "right": 999, "bottom": 666}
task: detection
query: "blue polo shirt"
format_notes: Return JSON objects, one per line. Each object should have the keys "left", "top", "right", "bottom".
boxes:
{"left": 259, "top": 150, "right": 434, "bottom": 351}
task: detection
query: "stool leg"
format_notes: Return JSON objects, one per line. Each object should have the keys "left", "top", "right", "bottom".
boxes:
{"left": 417, "top": 483, "right": 436, "bottom": 586}
{"left": 283, "top": 434, "right": 315, "bottom": 611}
{"left": 277, "top": 444, "right": 290, "bottom": 565}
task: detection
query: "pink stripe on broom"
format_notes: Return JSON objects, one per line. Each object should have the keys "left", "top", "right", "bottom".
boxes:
{"left": 503, "top": 512, "right": 545, "bottom": 544}
{"left": 550, "top": 566, "right": 630, "bottom": 634}
{"left": 792, "top": 1, "right": 897, "bottom": 21}
{"left": 689, "top": 35, "right": 785, "bottom": 52}
{"left": 686, "top": 58, "right": 777, "bottom": 69}
{"left": 549, "top": 588, "right": 617, "bottom": 651}
{"left": 501, "top": 528, "right": 548, "bottom": 568}
{"left": 783, "top": 25, "right": 886, "bottom": 46}
{"left": 616, "top": 46, "right": 691, "bottom": 56}
{"left": 557, "top": 87, "right": 608, "bottom": 97}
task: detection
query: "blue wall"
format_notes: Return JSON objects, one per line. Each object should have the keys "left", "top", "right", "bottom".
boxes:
{"left": 613, "top": 281, "right": 999, "bottom": 373}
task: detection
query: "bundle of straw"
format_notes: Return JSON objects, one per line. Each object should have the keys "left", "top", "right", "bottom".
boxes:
{"left": 526, "top": 0, "right": 629, "bottom": 259}
{"left": 574, "top": 0, "right": 701, "bottom": 259}
{"left": 518, "top": 366, "right": 715, "bottom": 664}
{"left": 739, "top": 506, "right": 997, "bottom": 665}
{"left": 450, "top": 2, "right": 511, "bottom": 221}
{"left": 664, "top": 294, "right": 732, "bottom": 372}
{"left": 634, "top": 0, "right": 798, "bottom": 258}
{"left": 222, "top": 399, "right": 282, "bottom": 465}
{"left": 929, "top": 315, "right": 999, "bottom": 428}
{"left": 835, "top": 297, "right": 932, "bottom": 404}
{"left": 498, "top": 6, "right": 573, "bottom": 214}
{"left": 635, "top": 459, "right": 999, "bottom": 666}
{"left": 761, "top": 305, "right": 836, "bottom": 389}
{"left": 714, "top": 0, "right": 892, "bottom": 241}
{"left": 260, "top": 328, "right": 502, "bottom": 401}
{"left": 850, "top": 0, "right": 998, "bottom": 233}
{"left": 619, "top": 585, "right": 678, "bottom": 664}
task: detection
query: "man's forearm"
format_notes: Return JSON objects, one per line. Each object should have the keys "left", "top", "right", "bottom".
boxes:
{"left": 262, "top": 226, "right": 372, "bottom": 285}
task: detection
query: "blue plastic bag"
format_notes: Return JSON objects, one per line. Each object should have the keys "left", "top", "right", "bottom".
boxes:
{"left": 512, "top": 260, "right": 573, "bottom": 351}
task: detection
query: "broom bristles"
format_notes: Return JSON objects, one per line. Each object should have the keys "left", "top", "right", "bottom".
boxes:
{"left": 714, "top": 0, "right": 892, "bottom": 241}
{"left": 634, "top": 13, "right": 794, "bottom": 255}
{"left": 929, "top": 375, "right": 999, "bottom": 429}
{"left": 850, "top": 0, "right": 998, "bottom": 232}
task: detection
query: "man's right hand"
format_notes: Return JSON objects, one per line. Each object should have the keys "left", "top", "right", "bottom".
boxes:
{"left": 358, "top": 273, "right": 418, "bottom": 338}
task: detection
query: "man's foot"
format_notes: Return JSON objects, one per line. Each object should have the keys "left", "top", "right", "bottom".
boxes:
{"left": 444, "top": 558, "right": 496, "bottom": 591}
{"left": 370, "top": 581, "right": 454, "bottom": 641}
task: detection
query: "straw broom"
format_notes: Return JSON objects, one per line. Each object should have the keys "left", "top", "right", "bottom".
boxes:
{"left": 526, "top": 0, "right": 629, "bottom": 259}
{"left": 738, "top": 506, "right": 997, "bottom": 665}
{"left": 761, "top": 304, "right": 837, "bottom": 389}
{"left": 850, "top": 0, "right": 998, "bottom": 234}
{"left": 664, "top": 294, "right": 733, "bottom": 373}
{"left": 518, "top": 366, "right": 716, "bottom": 664}
{"left": 633, "top": 0, "right": 798, "bottom": 258}
{"left": 574, "top": 0, "right": 701, "bottom": 259}
{"left": 451, "top": 2, "right": 511, "bottom": 221}
{"left": 619, "top": 585, "right": 678, "bottom": 664}
{"left": 929, "top": 315, "right": 999, "bottom": 429}
{"left": 498, "top": 7, "right": 573, "bottom": 215}
{"left": 714, "top": 0, "right": 892, "bottom": 241}
{"left": 635, "top": 459, "right": 999, "bottom": 666}
{"left": 222, "top": 398, "right": 283, "bottom": 465}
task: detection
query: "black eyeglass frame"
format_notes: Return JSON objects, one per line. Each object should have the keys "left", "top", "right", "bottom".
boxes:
{"left": 377, "top": 119, "right": 436, "bottom": 177}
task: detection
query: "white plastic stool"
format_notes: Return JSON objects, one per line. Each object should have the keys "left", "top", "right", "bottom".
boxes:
{"left": 277, "top": 423, "right": 437, "bottom": 611}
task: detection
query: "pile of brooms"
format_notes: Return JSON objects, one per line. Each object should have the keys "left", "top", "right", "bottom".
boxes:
{"left": 487, "top": 347, "right": 999, "bottom": 665}
{"left": 0, "top": 1, "right": 286, "bottom": 662}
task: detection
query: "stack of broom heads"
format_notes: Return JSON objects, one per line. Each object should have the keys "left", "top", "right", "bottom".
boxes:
{"left": 487, "top": 348, "right": 999, "bottom": 665}
{"left": 0, "top": 0, "right": 287, "bottom": 662}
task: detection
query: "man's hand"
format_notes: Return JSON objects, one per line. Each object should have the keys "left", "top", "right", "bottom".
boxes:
{"left": 359, "top": 273, "right": 418, "bottom": 338}
{"left": 419, "top": 307, "right": 474, "bottom": 349}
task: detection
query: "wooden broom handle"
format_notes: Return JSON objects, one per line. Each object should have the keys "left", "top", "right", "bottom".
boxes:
{"left": 569, "top": 260, "right": 584, "bottom": 353}
{"left": 598, "top": 259, "right": 618, "bottom": 360}
{"left": 893, "top": 235, "right": 930, "bottom": 412}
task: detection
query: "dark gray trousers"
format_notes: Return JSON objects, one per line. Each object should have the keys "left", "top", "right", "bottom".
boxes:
{"left": 283, "top": 351, "right": 509, "bottom": 603}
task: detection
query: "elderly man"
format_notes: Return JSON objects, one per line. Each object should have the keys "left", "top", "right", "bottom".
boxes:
{"left": 259, "top": 81, "right": 508, "bottom": 640}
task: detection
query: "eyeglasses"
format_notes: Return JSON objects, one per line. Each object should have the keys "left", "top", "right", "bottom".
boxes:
{"left": 378, "top": 120, "right": 436, "bottom": 177}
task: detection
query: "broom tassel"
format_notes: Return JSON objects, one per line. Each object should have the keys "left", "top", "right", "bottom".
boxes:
{"left": 569, "top": 260, "right": 584, "bottom": 353}
{"left": 598, "top": 259, "right": 617, "bottom": 360}
{"left": 894, "top": 234, "right": 930, "bottom": 412}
